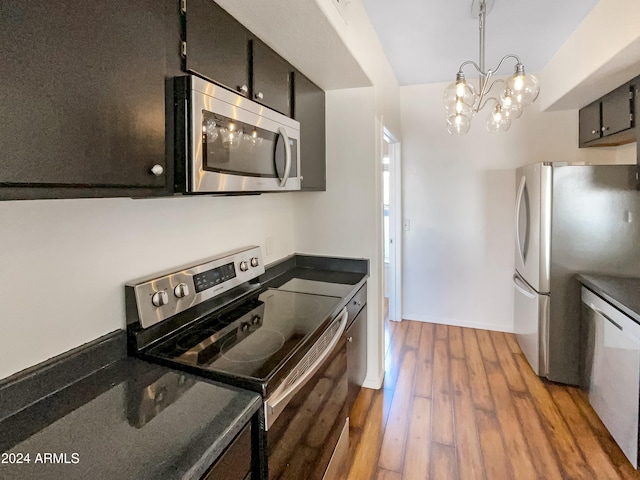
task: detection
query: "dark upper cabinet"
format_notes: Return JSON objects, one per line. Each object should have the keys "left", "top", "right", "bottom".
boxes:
{"left": 184, "top": 0, "right": 249, "bottom": 97}
{"left": 578, "top": 101, "right": 601, "bottom": 146}
{"left": 579, "top": 81, "right": 635, "bottom": 148}
{"left": 0, "top": 0, "right": 181, "bottom": 200}
{"left": 182, "top": 4, "right": 293, "bottom": 117}
{"left": 602, "top": 84, "right": 633, "bottom": 137}
{"left": 251, "top": 40, "right": 292, "bottom": 116}
{"left": 293, "top": 72, "right": 326, "bottom": 191}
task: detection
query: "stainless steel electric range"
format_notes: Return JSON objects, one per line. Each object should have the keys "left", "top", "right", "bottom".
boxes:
{"left": 125, "top": 246, "right": 349, "bottom": 480}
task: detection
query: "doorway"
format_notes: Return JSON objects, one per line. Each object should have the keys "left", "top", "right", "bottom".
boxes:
{"left": 382, "top": 129, "right": 402, "bottom": 324}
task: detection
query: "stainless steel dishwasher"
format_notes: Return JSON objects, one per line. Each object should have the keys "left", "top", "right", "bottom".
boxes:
{"left": 581, "top": 287, "right": 640, "bottom": 468}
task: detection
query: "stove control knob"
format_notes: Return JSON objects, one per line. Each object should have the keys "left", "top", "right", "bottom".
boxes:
{"left": 250, "top": 257, "right": 259, "bottom": 268}
{"left": 239, "top": 261, "right": 249, "bottom": 272}
{"left": 251, "top": 315, "right": 261, "bottom": 325}
{"left": 151, "top": 291, "right": 169, "bottom": 307}
{"left": 241, "top": 323, "right": 250, "bottom": 332}
{"left": 174, "top": 283, "right": 190, "bottom": 298}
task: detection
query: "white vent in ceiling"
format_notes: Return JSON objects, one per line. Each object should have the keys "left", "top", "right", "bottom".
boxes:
{"left": 331, "top": 0, "right": 349, "bottom": 24}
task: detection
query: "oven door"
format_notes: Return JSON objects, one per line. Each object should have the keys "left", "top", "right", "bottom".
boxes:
{"left": 187, "top": 76, "right": 300, "bottom": 193}
{"left": 265, "top": 308, "right": 349, "bottom": 480}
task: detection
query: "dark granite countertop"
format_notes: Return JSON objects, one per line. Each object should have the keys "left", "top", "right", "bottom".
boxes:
{"left": 0, "top": 332, "right": 261, "bottom": 480}
{"left": 577, "top": 274, "right": 640, "bottom": 323}
{"left": 260, "top": 253, "right": 369, "bottom": 310}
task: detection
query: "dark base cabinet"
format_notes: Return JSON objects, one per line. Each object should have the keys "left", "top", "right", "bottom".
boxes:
{"left": 345, "top": 284, "right": 367, "bottom": 414}
{"left": 202, "top": 423, "right": 253, "bottom": 480}
{"left": 0, "top": 0, "right": 182, "bottom": 200}
{"left": 346, "top": 305, "right": 367, "bottom": 413}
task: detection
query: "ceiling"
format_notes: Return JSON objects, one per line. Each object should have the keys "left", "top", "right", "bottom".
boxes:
{"left": 361, "top": 0, "right": 599, "bottom": 85}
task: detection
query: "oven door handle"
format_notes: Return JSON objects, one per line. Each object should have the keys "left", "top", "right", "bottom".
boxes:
{"left": 277, "top": 126, "right": 292, "bottom": 188}
{"left": 265, "top": 307, "right": 348, "bottom": 428}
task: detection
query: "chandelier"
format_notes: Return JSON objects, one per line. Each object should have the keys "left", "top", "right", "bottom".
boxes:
{"left": 444, "top": 0, "right": 540, "bottom": 134}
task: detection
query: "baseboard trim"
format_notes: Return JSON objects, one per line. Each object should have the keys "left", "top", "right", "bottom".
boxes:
{"left": 362, "top": 370, "right": 384, "bottom": 390}
{"left": 401, "top": 313, "right": 514, "bottom": 334}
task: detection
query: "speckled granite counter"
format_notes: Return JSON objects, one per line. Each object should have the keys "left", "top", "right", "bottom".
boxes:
{"left": 0, "top": 331, "right": 261, "bottom": 480}
{"left": 577, "top": 274, "right": 640, "bottom": 323}
{"left": 259, "top": 253, "right": 369, "bottom": 311}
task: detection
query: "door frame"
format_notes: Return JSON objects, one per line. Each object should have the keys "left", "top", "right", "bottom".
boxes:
{"left": 384, "top": 127, "right": 402, "bottom": 322}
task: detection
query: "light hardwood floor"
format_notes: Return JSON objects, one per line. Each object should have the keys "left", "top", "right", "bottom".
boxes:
{"left": 345, "top": 319, "right": 640, "bottom": 480}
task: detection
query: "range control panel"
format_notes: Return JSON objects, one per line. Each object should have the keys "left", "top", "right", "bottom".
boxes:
{"left": 126, "top": 246, "right": 264, "bottom": 329}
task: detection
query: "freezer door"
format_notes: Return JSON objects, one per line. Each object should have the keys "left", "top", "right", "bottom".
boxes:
{"left": 515, "top": 163, "right": 551, "bottom": 293}
{"left": 513, "top": 272, "right": 549, "bottom": 376}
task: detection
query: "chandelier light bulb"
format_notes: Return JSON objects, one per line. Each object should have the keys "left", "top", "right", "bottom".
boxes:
{"left": 507, "top": 64, "right": 540, "bottom": 107}
{"left": 444, "top": 73, "right": 477, "bottom": 116}
{"left": 513, "top": 75, "right": 524, "bottom": 92}
{"left": 503, "top": 104, "right": 523, "bottom": 120}
{"left": 500, "top": 88, "right": 524, "bottom": 120}
{"left": 501, "top": 88, "right": 516, "bottom": 107}
{"left": 447, "top": 113, "right": 471, "bottom": 135}
{"left": 486, "top": 104, "right": 511, "bottom": 133}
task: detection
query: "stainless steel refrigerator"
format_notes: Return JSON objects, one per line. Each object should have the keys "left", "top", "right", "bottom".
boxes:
{"left": 513, "top": 162, "right": 640, "bottom": 385}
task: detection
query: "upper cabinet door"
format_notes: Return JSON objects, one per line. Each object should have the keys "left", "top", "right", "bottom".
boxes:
{"left": 601, "top": 84, "right": 633, "bottom": 137}
{"left": 578, "top": 101, "right": 601, "bottom": 146}
{"left": 251, "top": 40, "right": 292, "bottom": 116}
{"left": 0, "top": 0, "right": 179, "bottom": 198}
{"left": 185, "top": 0, "right": 249, "bottom": 97}
{"left": 293, "top": 72, "right": 326, "bottom": 191}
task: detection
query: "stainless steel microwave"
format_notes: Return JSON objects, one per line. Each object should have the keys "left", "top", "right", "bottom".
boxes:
{"left": 174, "top": 75, "right": 301, "bottom": 193}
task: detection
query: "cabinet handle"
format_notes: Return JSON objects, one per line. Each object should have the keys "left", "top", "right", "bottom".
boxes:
{"left": 255, "top": 92, "right": 264, "bottom": 100}
{"left": 591, "top": 129, "right": 598, "bottom": 134}
{"left": 238, "top": 85, "right": 248, "bottom": 94}
{"left": 347, "top": 337, "right": 353, "bottom": 343}
{"left": 354, "top": 300, "right": 362, "bottom": 307}
{"left": 150, "top": 164, "right": 164, "bottom": 176}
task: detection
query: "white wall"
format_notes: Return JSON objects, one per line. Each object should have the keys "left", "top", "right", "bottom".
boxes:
{"left": 540, "top": 0, "right": 640, "bottom": 110}
{"left": 294, "top": 87, "right": 385, "bottom": 387}
{"left": 400, "top": 82, "right": 624, "bottom": 332}
{"left": 0, "top": 194, "right": 295, "bottom": 380}
{"left": 306, "top": 0, "right": 401, "bottom": 387}
{"left": 314, "top": 0, "right": 401, "bottom": 136}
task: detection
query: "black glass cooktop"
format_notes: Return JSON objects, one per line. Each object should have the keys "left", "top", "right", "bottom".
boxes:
{"left": 146, "top": 289, "right": 341, "bottom": 389}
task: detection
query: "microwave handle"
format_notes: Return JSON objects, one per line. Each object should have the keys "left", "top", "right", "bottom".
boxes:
{"left": 277, "top": 126, "right": 292, "bottom": 188}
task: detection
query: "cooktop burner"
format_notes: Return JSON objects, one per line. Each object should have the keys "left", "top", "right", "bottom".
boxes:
{"left": 146, "top": 288, "right": 341, "bottom": 385}
{"left": 220, "top": 329, "right": 285, "bottom": 363}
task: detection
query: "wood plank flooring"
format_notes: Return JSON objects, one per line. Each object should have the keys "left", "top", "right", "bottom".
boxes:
{"left": 346, "top": 320, "right": 640, "bottom": 480}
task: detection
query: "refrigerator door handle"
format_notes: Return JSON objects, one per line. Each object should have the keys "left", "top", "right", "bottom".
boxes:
{"left": 513, "top": 273, "right": 536, "bottom": 299}
{"left": 515, "top": 176, "right": 527, "bottom": 266}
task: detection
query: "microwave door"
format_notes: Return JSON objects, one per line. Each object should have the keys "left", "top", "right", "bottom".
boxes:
{"left": 185, "top": 76, "right": 300, "bottom": 193}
